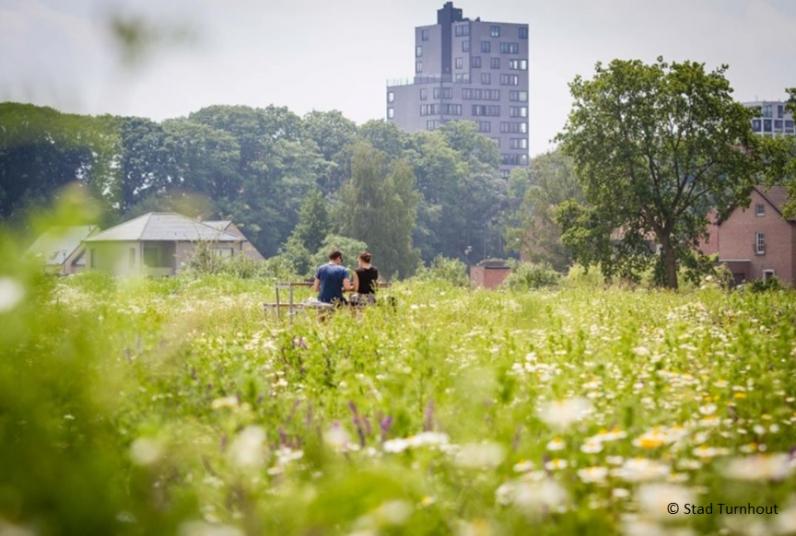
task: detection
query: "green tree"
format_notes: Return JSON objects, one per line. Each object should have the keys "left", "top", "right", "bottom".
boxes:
{"left": 504, "top": 150, "right": 583, "bottom": 272}
{"left": 302, "top": 111, "right": 357, "bottom": 193}
{"left": 556, "top": 58, "right": 762, "bottom": 288}
{"left": 290, "top": 189, "right": 331, "bottom": 253}
{"left": 339, "top": 143, "right": 420, "bottom": 278}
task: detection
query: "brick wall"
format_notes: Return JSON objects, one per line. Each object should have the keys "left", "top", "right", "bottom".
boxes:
{"left": 712, "top": 189, "right": 795, "bottom": 285}
{"left": 470, "top": 266, "right": 511, "bottom": 289}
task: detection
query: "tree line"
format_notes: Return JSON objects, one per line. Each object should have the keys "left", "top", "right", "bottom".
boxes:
{"left": 0, "top": 103, "right": 511, "bottom": 278}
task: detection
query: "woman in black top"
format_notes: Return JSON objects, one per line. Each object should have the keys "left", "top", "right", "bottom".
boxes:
{"left": 352, "top": 252, "right": 378, "bottom": 305}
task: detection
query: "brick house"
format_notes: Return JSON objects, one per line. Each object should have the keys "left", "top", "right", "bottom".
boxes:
{"left": 470, "top": 259, "right": 512, "bottom": 289}
{"left": 82, "top": 212, "right": 264, "bottom": 277}
{"left": 701, "top": 186, "right": 794, "bottom": 286}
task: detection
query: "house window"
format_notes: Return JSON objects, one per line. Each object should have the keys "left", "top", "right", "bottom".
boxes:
{"left": 752, "top": 119, "right": 761, "bottom": 132}
{"left": 462, "top": 39, "right": 470, "bottom": 52}
{"left": 415, "top": 61, "right": 423, "bottom": 73}
{"left": 519, "top": 26, "right": 528, "bottom": 39}
{"left": 416, "top": 46, "right": 423, "bottom": 57}
{"left": 419, "top": 88, "right": 427, "bottom": 101}
{"left": 214, "top": 248, "right": 234, "bottom": 258}
{"left": 755, "top": 232, "right": 765, "bottom": 255}
{"left": 455, "top": 57, "right": 463, "bottom": 69}
{"left": 755, "top": 203, "right": 765, "bottom": 216}
{"left": 387, "top": 91, "right": 395, "bottom": 103}
{"left": 481, "top": 41, "right": 491, "bottom": 53}
{"left": 454, "top": 23, "right": 469, "bottom": 37}
{"left": 478, "top": 121, "right": 491, "bottom": 133}
{"left": 387, "top": 107, "right": 394, "bottom": 119}
{"left": 763, "top": 119, "right": 772, "bottom": 132}
{"left": 481, "top": 72, "right": 491, "bottom": 85}
{"left": 490, "top": 57, "right": 500, "bottom": 69}
{"left": 490, "top": 25, "right": 501, "bottom": 37}
{"left": 421, "top": 29, "right": 429, "bottom": 41}
{"left": 471, "top": 56, "right": 481, "bottom": 68}
{"left": 129, "top": 247, "right": 136, "bottom": 268}
{"left": 763, "top": 269, "right": 776, "bottom": 281}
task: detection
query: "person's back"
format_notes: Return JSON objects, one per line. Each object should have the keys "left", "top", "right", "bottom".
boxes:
{"left": 314, "top": 250, "right": 351, "bottom": 304}
{"left": 352, "top": 252, "right": 378, "bottom": 306}
{"left": 355, "top": 266, "right": 379, "bottom": 295}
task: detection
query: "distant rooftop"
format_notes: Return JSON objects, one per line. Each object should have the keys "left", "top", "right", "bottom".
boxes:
{"left": 84, "top": 213, "right": 242, "bottom": 242}
{"left": 28, "top": 225, "right": 97, "bottom": 265}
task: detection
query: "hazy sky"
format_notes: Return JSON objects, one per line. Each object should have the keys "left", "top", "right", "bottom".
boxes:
{"left": 1, "top": 0, "right": 794, "bottom": 155}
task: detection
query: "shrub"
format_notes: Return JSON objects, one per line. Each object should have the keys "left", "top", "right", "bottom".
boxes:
{"left": 414, "top": 256, "right": 469, "bottom": 287}
{"left": 564, "top": 263, "right": 604, "bottom": 288}
{"left": 748, "top": 276, "right": 783, "bottom": 293}
{"left": 502, "top": 262, "right": 560, "bottom": 290}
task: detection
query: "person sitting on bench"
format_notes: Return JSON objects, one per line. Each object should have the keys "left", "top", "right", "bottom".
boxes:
{"left": 312, "top": 250, "right": 352, "bottom": 305}
{"left": 351, "top": 251, "right": 378, "bottom": 305}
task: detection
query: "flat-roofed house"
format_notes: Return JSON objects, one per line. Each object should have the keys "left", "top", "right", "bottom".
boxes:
{"left": 27, "top": 225, "right": 98, "bottom": 275}
{"left": 83, "top": 212, "right": 263, "bottom": 276}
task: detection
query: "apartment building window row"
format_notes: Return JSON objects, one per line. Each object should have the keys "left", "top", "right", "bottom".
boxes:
{"left": 433, "top": 87, "right": 453, "bottom": 99}
{"left": 510, "top": 138, "right": 528, "bottom": 149}
{"left": 508, "top": 59, "right": 528, "bottom": 71}
{"left": 420, "top": 103, "right": 462, "bottom": 116}
{"left": 478, "top": 121, "right": 491, "bottom": 133}
{"left": 509, "top": 90, "right": 528, "bottom": 102}
{"left": 502, "top": 153, "right": 529, "bottom": 165}
{"left": 472, "top": 104, "right": 500, "bottom": 117}
{"left": 462, "top": 88, "right": 500, "bottom": 101}
{"left": 454, "top": 23, "right": 470, "bottom": 36}
{"left": 500, "top": 74, "right": 520, "bottom": 86}
{"left": 500, "top": 121, "right": 527, "bottom": 134}
{"left": 500, "top": 42, "right": 519, "bottom": 54}
{"left": 510, "top": 106, "right": 528, "bottom": 118}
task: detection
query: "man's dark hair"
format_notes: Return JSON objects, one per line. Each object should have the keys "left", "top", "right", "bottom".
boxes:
{"left": 329, "top": 250, "right": 343, "bottom": 261}
{"left": 358, "top": 252, "right": 372, "bottom": 263}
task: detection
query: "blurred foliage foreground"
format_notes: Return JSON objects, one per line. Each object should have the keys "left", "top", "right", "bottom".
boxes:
{"left": 1, "top": 218, "right": 796, "bottom": 535}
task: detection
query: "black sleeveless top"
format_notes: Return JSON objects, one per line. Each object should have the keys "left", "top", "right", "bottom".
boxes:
{"left": 356, "top": 266, "right": 379, "bottom": 294}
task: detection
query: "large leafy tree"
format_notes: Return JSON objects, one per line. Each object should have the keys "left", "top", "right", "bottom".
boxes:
{"left": 188, "top": 105, "right": 327, "bottom": 255}
{"left": 0, "top": 103, "right": 117, "bottom": 221}
{"left": 557, "top": 58, "right": 761, "bottom": 288}
{"left": 339, "top": 143, "right": 420, "bottom": 278}
{"left": 505, "top": 150, "right": 583, "bottom": 272}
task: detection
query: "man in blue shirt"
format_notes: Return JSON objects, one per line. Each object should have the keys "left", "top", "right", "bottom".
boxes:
{"left": 313, "top": 250, "right": 353, "bottom": 304}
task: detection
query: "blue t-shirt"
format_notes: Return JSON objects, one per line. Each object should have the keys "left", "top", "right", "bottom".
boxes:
{"left": 315, "top": 263, "right": 349, "bottom": 303}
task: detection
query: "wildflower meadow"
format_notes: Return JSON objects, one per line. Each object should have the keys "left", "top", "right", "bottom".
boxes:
{"left": 1, "top": 258, "right": 795, "bottom": 535}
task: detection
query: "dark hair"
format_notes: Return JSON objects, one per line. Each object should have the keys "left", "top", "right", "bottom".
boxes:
{"left": 328, "top": 250, "right": 343, "bottom": 261}
{"left": 358, "top": 251, "right": 372, "bottom": 263}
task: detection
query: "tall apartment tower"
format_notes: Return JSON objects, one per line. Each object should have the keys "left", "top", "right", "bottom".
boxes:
{"left": 386, "top": 2, "right": 529, "bottom": 177}
{"left": 743, "top": 100, "right": 795, "bottom": 137}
